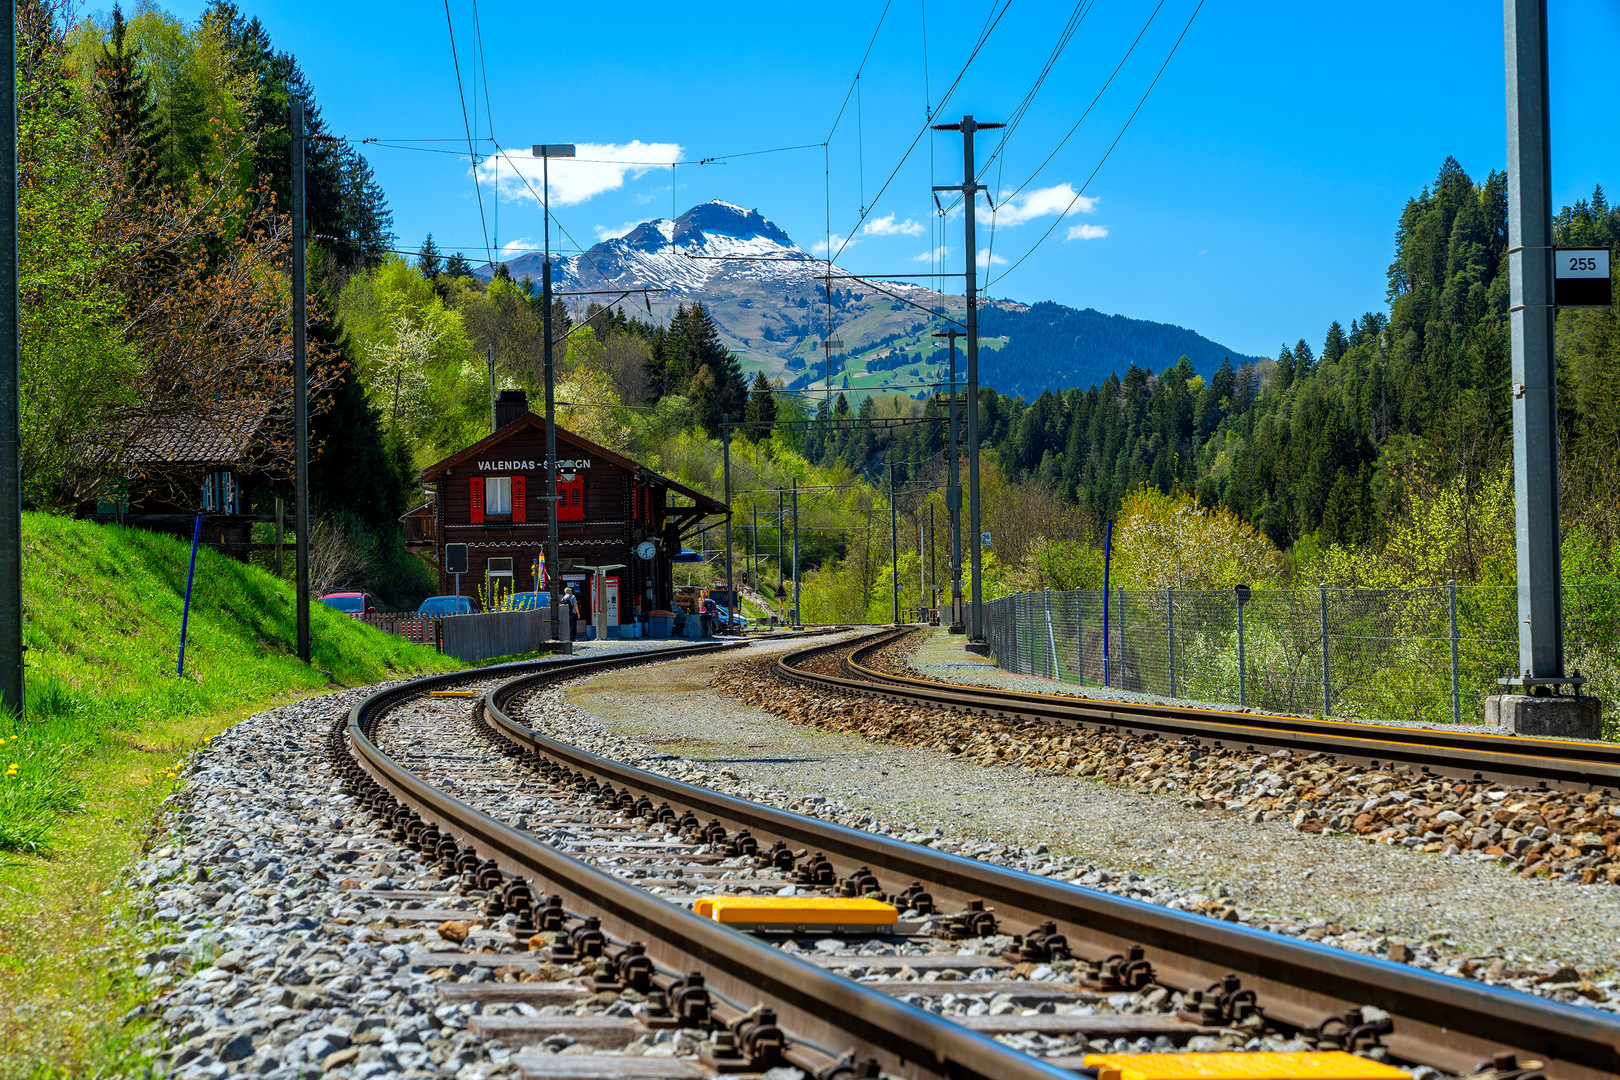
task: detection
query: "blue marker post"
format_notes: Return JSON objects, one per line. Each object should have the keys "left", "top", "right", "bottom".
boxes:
{"left": 1101, "top": 518, "right": 1113, "bottom": 688}
{"left": 177, "top": 515, "right": 203, "bottom": 677}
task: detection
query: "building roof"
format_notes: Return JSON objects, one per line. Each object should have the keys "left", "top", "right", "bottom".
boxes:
{"left": 418, "top": 412, "right": 728, "bottom": 515}
{"left": 127, "top": 402, "right": 274, "bottom": 469}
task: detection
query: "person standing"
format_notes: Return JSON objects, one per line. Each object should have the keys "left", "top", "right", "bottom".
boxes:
{"left": 563, "top": 586, "right": 580, "bottom": 640}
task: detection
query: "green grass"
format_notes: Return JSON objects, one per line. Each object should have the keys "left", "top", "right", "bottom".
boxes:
{"left": 0, "top": 513, "right": 461, "bottom": 1076}
{"left": 2, "top": 513, "right": 454, "bottom": 860}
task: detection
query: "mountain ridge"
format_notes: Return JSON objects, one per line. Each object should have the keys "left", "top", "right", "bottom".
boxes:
{"left": 478, "top": 200, "right": 1262, "bottom": 398}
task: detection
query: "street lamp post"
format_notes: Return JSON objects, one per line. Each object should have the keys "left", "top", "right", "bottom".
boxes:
{"left": 532, "top": 143, "right": 575, "bottom": 645}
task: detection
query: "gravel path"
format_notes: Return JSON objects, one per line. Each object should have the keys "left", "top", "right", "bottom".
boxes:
{"left": 560, "top": 636, "right": 1620, "bottom": 1008}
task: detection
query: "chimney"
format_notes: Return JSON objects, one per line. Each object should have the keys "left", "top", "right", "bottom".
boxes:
{"left": 495, "top": 389, "right": 529, "bottom": 430}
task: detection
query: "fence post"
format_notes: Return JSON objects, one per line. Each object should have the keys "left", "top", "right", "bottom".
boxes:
{"left": 1044, "top": 588, "right": 1059, "bottom": 680}
{"left": 1118, "top": 586, "right": 1127, "bottom": 691}
{"left": 1166, "top": 586, "right": 1176, "bottom": 698}
{"left": 1077, "top": 589, "right": 1085, "bottom": 684}
{"left": 1319, "top": 583, "right": 1331, "bottom": 717}
{"left": 1236, "top": 589, "right": 1247, "bottom": 707}
{"left": 1448, "top": 579, "right": 1461, "bottom": 725}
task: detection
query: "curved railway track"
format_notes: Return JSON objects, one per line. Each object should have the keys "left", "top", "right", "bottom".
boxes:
{"left": 777, "top": 628, "right": 1620, "bottom": 792}
{"left": 332, "top": 638, "right": 1620, "bottom": 1080}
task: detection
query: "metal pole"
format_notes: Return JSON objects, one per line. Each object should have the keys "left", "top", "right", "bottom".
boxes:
{"left": 1118, "top": 585, "right": 1126, "bottom": 690}
{"left": 777, "top": 489, "right": 784, "bottom": 594}
{"left": 751, "top": 502, "right": 758, "bottom": 593}
{"left": 935, "top": 329, "right": 965, "bottom": 633}
{"left": 722, "top": 412, "right": 733, "bottom": 617}
{"left": 177, "top": 516, "right": 203, "bottom": 676}
{"left": 1167, "top": 586, "right": 1176, "bottom": 698}
{"left": 542, "top": 154, "right": 561, "bottom": 644}
{"left": 1504, "top": 0, "right": 1565, "bottom": 688}
{"left": 1044, "top": 589, "right": 1058, "bottom": 680}
{"left": 1101, "top": 520, "right": 1113, "bottom": 688}
{"left": 1320, "top": 583, "right": 1332, "bottom": 716}
{"left": 888, "top": 461, "right": 899, "bottom": 625}
{"left": 488, "top": 344, "right": 497, "bottom": 433}
{"left": 1449, "top": 579, "right": 1462, "bottom": 724}
{"left": 918, "top": 520, "right": 925, "bottom": 620}
{"left": 1236, "top": 593, "right": 1247, "bottom": 708}
{"left": 932, "top": 117, "right": 1000, "bottom": 642}
{"left": 928, "top": 503, "right": 935, "bottom": 617}
{"left": 791, "top": 479, "right": 800, "bottom": 628}
{"left": 291, "top": 99, "right": 310, "bottom": 664}
{"left": 0, "top": 3, "right": 20, "bottom": 717}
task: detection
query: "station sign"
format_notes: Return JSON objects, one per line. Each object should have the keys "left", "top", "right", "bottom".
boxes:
{"left": 1554, "top": 248, "right": 1611, "bottom": 307}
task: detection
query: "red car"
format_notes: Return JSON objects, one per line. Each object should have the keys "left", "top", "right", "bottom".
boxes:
{"left": 319, "top": 591, "right": 378, "bottom": 617}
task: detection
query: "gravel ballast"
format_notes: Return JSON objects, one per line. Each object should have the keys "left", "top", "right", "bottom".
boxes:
{"left": 558, "top": 635, "right": 1620, "bottom": 1007}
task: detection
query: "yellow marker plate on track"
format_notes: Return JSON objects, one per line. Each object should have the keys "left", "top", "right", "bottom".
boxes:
{"left": 1082, "top": 1052, "right": 1410, "bottom": 1080}
{"left": 693, "top": 896, "right": 898, "bottom": 929}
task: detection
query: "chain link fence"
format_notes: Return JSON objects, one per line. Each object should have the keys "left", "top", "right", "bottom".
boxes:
{"left": 981, "top": 585, "right": 1620, "bottom": 734}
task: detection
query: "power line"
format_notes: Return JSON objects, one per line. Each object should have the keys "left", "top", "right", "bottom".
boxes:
{"left": 827, "top": 0, "right": 896, "bottom": 143}
{"left": 990, "top": 0, "right": 1167, "bottom": 213}
{"left": 977, "top": 0, "right": 1098, "bottom": 182}
{"left": 827, "top": 0, "right": 1011, "bottom": 267}
{"left": 442, "top": 0, "right": 492, "bottom": 268}
{"left": 988, "top": 0, "right": 1204, "bottom": 288}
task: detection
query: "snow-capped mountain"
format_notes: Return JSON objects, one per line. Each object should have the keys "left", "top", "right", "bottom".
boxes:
{"left": 476, "top": 200, "right": 1258, "bottom": 398}
{"left": 479, "top": 201, "right": 825, "bottom": 296}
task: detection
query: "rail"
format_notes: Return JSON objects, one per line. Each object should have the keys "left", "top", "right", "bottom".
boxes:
{"left": 780, "top": 628, "right": 1620, "bottom": 791}
{"left": 339, "top": 641, "right": 1071, "bottom": 1080}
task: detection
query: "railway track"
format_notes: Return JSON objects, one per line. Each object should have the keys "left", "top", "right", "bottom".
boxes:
{"left": 332, "top": 639, "right": 1620, "bottom": 1080}
{"left": 778, "top": 628, "right": 1620, "bottom": 792}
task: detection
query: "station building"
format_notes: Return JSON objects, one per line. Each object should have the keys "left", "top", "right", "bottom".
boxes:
{"left": 405, "top": 390, "right": 728, "bottom": 628}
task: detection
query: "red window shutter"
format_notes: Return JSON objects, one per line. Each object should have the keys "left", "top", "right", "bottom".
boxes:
{"left": 511, "top": 475, "right": 527, "bottom": 523}
{"left": 469, "top": 476, "right": 484, "bottom": 524}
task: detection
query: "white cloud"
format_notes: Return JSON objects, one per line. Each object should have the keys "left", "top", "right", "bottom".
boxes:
{"left": 810, "top": 234, "right": 853, "bottom": 255}
{"left": 593, "top": 221, "right": 643, "bottom": 241}
{"left": 1065, "top": 224, "right": 1109, "bottom": 241}
{"left": 980, "top": 183, "right": 1096, "bottom": 226}
{"left": 976, "top": 248, "right": 1008, "bottom": 268}
{"left": 499, "top": 237, "right": 535, "bottom": 259}
{"left": 910, "top": 245, "right": 951, "bottom": 263}
{"left": 863, "top": 213, "right": 925, "bottom": 238}
{"left": 477, "top": 141, "right": 682, "bottom": 207}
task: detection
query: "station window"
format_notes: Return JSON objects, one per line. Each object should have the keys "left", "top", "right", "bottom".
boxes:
{"left": 485, "top": 476, "right": 512, "bottom": 516}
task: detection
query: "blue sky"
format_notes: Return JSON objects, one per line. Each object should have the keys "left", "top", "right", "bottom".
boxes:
{"left": 161, "top": 0, "right": 1620, "bottom": 358}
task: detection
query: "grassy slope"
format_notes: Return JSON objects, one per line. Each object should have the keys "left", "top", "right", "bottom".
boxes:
{"left": 0, "top": 513, "right": 458, "bottom": 1076}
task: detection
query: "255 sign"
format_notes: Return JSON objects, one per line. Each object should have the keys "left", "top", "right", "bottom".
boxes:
{"left": 1554, "top": 248, "right": 1611, "bottom": 308}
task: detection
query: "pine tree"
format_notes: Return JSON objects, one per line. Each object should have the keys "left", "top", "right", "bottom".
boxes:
{"left": 418, "top": 234, "right": 443, "bottom": 280}
{"left": 1277, "top": 343, "right": 1295, "bottom": 387}
{"left": 1323, "top": 321, "right": 1348, "bottom": 364}
{"left": 444, "top": 252, "right": 475, "bottom": 278}
{"left": 1293, "top": 339, "right": 1316, "bottom": 378}
{"left": 744, "top": 370, "right": 776, "bottom": 440}
{"left": 95, "top": 5, "right": 160, "bottom": 189}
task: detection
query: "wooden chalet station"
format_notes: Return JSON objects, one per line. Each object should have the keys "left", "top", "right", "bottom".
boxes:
{"left": 405, "top": 391, "right": 728, "bottom": 631}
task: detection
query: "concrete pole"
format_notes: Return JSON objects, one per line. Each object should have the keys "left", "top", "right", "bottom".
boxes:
{"left": 1504, "top": 0, "right": 1564, "bottom": 686}
{"left": 291, "top": 99, "right": 310, "bottom": 664}
{"left": 0, "top": 4, "right": 19, "bottom": 713}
